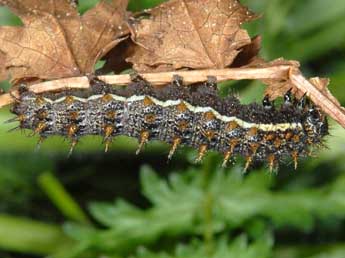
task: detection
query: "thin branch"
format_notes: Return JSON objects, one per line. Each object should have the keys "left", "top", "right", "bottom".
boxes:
{"left": 1, "top": 65, "right": 344, "bottom": 130}
{"left": 290, "top": 68, "right": 345, "bottom": 129}
{"left": 0, "top": 65, "right": 291, "bottom": 108}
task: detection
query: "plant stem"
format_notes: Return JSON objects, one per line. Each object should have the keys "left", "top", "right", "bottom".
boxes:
{"left": 0, "top": 66, "right": 292, "bottom": 108}
{"left": 201, "top": 154, "right": 218, "bottom": 256}
{"left": 290, "top": 68, "right": 345, "bottom": 128}
{"left": 0, "top": 214, "right": 72, "bottom": 255}
{"left": 38, "top": 171, "right": 90, "bottom": 224}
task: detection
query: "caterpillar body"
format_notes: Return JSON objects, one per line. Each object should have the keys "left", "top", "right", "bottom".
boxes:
{"left": 10, "top": 76, "right": 328, "bottom": 171}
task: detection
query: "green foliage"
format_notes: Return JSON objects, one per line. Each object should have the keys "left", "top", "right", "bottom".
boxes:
{"left": 0, "top": 154, "right": 53, "bottom": 213}
{"left": 59, "top": 165, "right": 345, "bottom": 257}
{"left": 134, "top": 235, "right": 273, "bottom": 258}
{"left": 0, "top": 214, "right": 71, "bottom": 255}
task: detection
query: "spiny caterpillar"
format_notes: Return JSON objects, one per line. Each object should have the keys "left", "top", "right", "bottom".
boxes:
{"left": 10, "top": 75, "right": 328, "bottom": 171}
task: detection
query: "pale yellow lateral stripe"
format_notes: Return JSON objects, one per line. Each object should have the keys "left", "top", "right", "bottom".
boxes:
{"left": 29, "top": 94, "right": 302, "bottom": 132}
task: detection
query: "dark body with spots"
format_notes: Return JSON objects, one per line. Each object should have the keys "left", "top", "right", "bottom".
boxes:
{"left": 11, "top": 76, "right": 328, "bottom": 171}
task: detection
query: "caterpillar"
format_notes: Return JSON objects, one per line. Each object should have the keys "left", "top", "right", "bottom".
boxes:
{"left": 10, "top": 75, "right": 328, "bottom": 171}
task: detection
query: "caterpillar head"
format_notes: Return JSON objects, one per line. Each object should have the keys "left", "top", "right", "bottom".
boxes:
{"left": 303, "top": 106, "right": 328, "bottom": 142}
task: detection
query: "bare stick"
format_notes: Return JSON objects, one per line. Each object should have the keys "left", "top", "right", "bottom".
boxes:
{"left": 290, "top": 68, "right": 345, "bottom": 128}
{"left": 0, "top": 65, "right": 291, "bottom": 108}
{"left": 1, "top": 64, "right": 344, "bottom": 130}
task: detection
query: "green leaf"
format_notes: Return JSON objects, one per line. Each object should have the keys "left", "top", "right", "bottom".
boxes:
{"left": 38, "top": 172, "right": 90, "bottom": 224}
{"left": 140, "top": 165, "right": 174, "bottom": 206}
{"left": 283, "top": 19, "right": 345, "bottom": 62}
{"left": 135, "top": 234, "right": 272, "bottom": 258}
{"left": 286, "top": 0, "right": 345, "bottom": 36}
{"left": 63, "top": 165, "right": 345, "bottom": 257}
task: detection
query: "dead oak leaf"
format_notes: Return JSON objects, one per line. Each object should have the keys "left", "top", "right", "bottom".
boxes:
{"left": 0, "top": 0, "right": 129, "bottom": 84}
{"left": 127, "top": 0, "right": 258, "bottom": 72}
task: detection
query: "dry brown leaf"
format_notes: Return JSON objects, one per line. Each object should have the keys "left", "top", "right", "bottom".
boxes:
{"left": 127, "top": 0, "right": 258, "bottom": 72}
{"left": 97, "top": 38, "right": 134, "bottom": 75}
{"left": 256, "top": 58, "right": 300, "bottom": 100}
{"left": 231, "top": 35, "right": 261, "bottom": 67}
{"left": 0, "top": 51, "right": 7, "bottom": 82}
{"left": 258, "top": 59, "right": 345, "bottom": 127}
{"left": 0, "top": 0, "right": 129, "bottom": 84}
{"left": 261, "top": 59, "right": 339, "bottom": 103}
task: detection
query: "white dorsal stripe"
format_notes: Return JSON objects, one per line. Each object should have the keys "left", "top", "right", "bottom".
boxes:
{"left": 35, "top": 94, "right": 302, "bottom": 132}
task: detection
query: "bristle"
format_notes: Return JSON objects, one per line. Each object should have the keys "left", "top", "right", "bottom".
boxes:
{"left": 69, "top": 111, "right": 79, "bottom": 121}
{"left": 104, "top": 139, "right": 111, "bottom": 153}
{"left": 291, "top": 151, "right": 298, "bottom": 170}
{"left": 203, "top": 111, "right": 216, "bottom": 121}
{"left": 307, "top": 146, "right": 318, "bottom": 158}
{"left": 262, "top": 95, "right": 273, "bottom": 109}
{"left": 176, "top": 102, "right": 187, "bottom": 112}
{"left": 264, "top": 133, "right": 275, "bottom": 141}
{"left": 205, "top": 130, "right": 215, "bottom": 141}
{"left": 285, "top": 131, "right": 293, "bottom": 140}
{"left": 293, "top": 135, "right": 300, "bottom": 143}
{"left": 267, "top": 154, "right": 275, "bottom": 173}
{"left": 37, "top": 110, "right": 48, "bottom": 120}
{"left": 195, "top": 144, "right": 207, "bottom": 163}
{"left": 244, "top": 156, "right": 253, "bottom": 173}
{"left": 168, "top": 137, "right": 181, "bottom": 160}
{"left": 103, "top": 125, "right": 114, "bottom": 153}
{"left": 136, "top": 131, "right": 149, "bottom": 155}
{"left": 67, "top": 124, "right": 78, "bottom": 138}
{"left": 222, "top": 140, "right": 238, "bottom": 167}
{"left": 206, "top": 76, "right": 217, "bottom": 89}
{"left": 247, "top": 127, "right": 258, "bottom": 137}
{"left": 102, "top": 94, "right": 113, "bottom": 103}
{"left": 68, "top": 139, "right": 78, "bottom": 157}
{"left": 297, "top": 93, "right": 307, "bottom": 110}
{"left": 222, "top": 150, "right": 232, "bottom": 168}
{"left": 178, "top": 120, "right": 188, "bottom": 131}
{"left": 226, "top": 121, "right": 238, "bottom": 131}
{"left": 144, "top": 114, "right": 156, "bottom": 124}
{"left": 35, "top": 96, "right": 46, "bottom": 106}
{"left": 274, "top": 138, "right": 282, "bottom": 148}
{"left": 35, "top": 136, "right": 46, "bottom": 152}
{"left": 143, "top": 96, "right": 154, "bottom": 106}
{"left": 104, "top": 125, "right": 114, "bottom": 138}
{"left": 64, "top": 95, "right": 74, "bottom": 105}
{"left": 34, "top": 121, "right": 46, "bottom": 134}
{"left": 250, "top": 143, "right": 259, "bottom": 154}
{"left": 172, "top": 74, "right": 183, "bottom": 87}
{"left": 8, "top": 126, "right": 20, "bottom": 133}
{"left": 283, "top": 89, "right": 293, "bottom": 105}
{"left": 106, "top": 111, "right": 116, "bottom": 120}
{"left": 19, "top": 114, "right": 26, "bottom": 122}
{"left": 4, "top": 116, "right": 21, "bottom": 124}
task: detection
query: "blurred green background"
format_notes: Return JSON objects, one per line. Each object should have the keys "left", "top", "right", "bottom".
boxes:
{"left": 0, "top": 0, "right": 345, "bottom": 258}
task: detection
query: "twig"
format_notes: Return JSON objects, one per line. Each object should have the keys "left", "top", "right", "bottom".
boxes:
{"left": 0, "top": 66, "right": 291, "bottom": 108}
{"left": 290, "top": 68, "right": 345, "bottom": 128}
{"left": 1, "top": 65, "right": 344, "bottom": 130}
